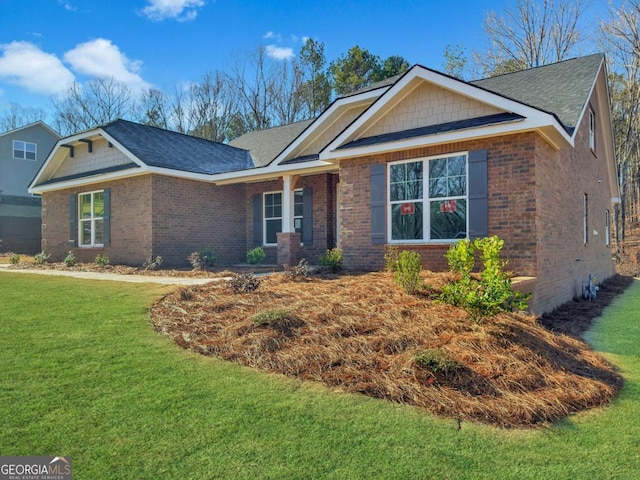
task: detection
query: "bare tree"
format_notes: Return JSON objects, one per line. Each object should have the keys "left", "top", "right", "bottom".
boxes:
{"left": 601, "top": 1, "right": 640, "bottom": 237}
{"left": 475, "top": 0, "right": 586, "bottom": 76}
{"left": 0, "top": 102, "right": 48, "bottom": 132}
{"left": 51, "top": 77, "right": 137, "bottom": 135}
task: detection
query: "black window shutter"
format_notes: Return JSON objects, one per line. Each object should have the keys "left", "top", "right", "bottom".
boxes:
{"left": 468, "top": 149, "right": 488, "bottom": 239}
{"left": 252, "top": 194, "right": 263, "bottom": 247}
{"left": 302, "top": 187, "right": 313, "bottom": 245}
{"left": 370, "top": 164, "right": 386, "bottom": 244}
{"left": 69, "top": 194, "right": 77, "bottom": 247}
{"left": 103, "top": 188, "right": 111, "bottom": 247}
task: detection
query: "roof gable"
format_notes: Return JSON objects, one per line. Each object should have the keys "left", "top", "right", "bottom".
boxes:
{"left": 472, "top": 53, "right": 604, "bottom": 135}
{"left": 321, "top": 64, "right": 571, "bottom": 158}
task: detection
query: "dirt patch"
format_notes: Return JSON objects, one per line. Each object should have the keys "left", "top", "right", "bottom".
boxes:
{"left": 150, "top": 271, "right": 629, "bottom": 428}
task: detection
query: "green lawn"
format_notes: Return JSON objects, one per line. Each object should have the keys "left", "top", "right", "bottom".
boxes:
{"left": 1, "top": 273, "right": 639, "bottom": 479}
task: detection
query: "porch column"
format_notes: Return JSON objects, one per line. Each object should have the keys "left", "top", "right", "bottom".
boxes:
{"left": 282, "top": 174, "right": 293, "bottom": 233}
{"left": 277, "top": 174, "right": 302, "bottom": 266}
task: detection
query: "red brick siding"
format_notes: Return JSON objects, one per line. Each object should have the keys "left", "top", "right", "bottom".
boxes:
{"left": 41, "top": 175, "right": 152, "bottom": 264}
{"left": 150, "top": 175, "right": 246, "bottom": 266}
{"left": 532, "top": 100, "right": 616, "bottom": 313}
{"left": 339, "top": 135, "right": 538, "bottom": 274}
{"left": 41, "top": 174, "right": 247, "bottom": 267}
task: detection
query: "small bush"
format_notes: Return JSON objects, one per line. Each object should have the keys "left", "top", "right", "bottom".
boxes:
{"left": 283, "top": 259, "right": 310, "bottom": 280}
{"left": 187, "top": 247, "right": 216, "bottom": 271}
{"left": 228, "top": 273, "right": 262, "bottom": 293}
{"left": 393, "top": 250, "right": 423, "bottom": 294}
{"left": 247, "top": 247, "right": 266, "bottom": 265}
{"left": 34, "top": 250, "right": 50, "bottom": 266}
{"left": 414, "top": 349, "right": 460, "bottom": 374}
{"left": 318, "top": 247, "right": 343, "bottom": 272}
{"left": 63, "top": 251, "right": 77, "bottom": 267}
{"left": 9, "top": 253, "right": 20, "bottom": 265}
{"left": 440, "top": 236, "right": 531, "bottom": 321}
{"left": 252, "top": 309, "right": 293, "bottom": 326}
{"left": 384, "top": 246, "right": 400, "bottom": 272}
{"left": 94, "top": 253, "right": 110, "bottom": 268}
{"left": 142, "top": 256, "right": 163, "bottom": 271}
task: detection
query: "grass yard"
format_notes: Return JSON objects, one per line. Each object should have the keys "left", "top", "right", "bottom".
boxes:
{"left": 1, "top": 273, "right": 639, "bottom": 479}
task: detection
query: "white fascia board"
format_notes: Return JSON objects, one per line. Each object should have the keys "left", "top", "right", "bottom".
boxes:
{"left": 29, "top": 168, "right": 148, "bottom": 194}
{"left": 213, "top": 161, "right": 337, "bottom": 185}
{"left": 321, "top": 117, "right": 570, "bottom": 161}
{"left": 31, "top": 127, "right": 147, "bottom": 189}
{"left": 322, "top": 65, "right": 573, "bottom": 154}
{"left": 274, "top": 88, "right": 387, "bottom": 165}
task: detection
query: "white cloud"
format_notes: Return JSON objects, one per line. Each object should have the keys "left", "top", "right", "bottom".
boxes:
{"left": 142, "top": 0, "right": 205, "bottom": 21}
{"left": 263, "top": 31, "right": 282, "bottom": 42}
{"left": 0, "top": 41, "right": 74, "bottom": 95}
{"left": 63, "top": 38, "right": 150, "bottom": 91}
{"left": 265, "top": 45, "right": 294, "bottom": 61}
{"left": 59, "top": 1, "right": 77, "bottom": 11}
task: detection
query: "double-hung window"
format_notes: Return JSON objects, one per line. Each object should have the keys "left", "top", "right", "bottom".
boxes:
{"left": 388, "top": 153, "right": 468, "bottom": 242}
{"left": 13, "top": 140, "right": 36, "bottom": 160}
{"left": 264, "top": 192, "right": 282, "bottom": 246}
{"left": 78, "top": 191, "right": 105, "bottom": 247}
{"left": 263, "top": 190, "right": 305, "bottom": 246}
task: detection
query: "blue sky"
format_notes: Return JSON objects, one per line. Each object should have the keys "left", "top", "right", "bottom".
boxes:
{"left": 0, "top": 0, "right": 607, "bottom": 119}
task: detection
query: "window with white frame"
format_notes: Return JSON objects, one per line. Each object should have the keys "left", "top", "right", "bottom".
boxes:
{"left": 264, "top": 190, "right": 304, "bottom": 245}
{"left": 264, "top": 192, "right": 282, "bottom": 245}
{"left": 589, "top": 108, "right": 596, "bottom": 152}
{"left": 388, "top": 154, "right": 468, "bottom": 242}
{"left": 78, "top": 191, "right": 105, "bottom": 247}
{"left": 605, "top": 209, "right": 610, "bottom": 247}
{"left": 13, "top": 140, "right": 36, "bottom": 160}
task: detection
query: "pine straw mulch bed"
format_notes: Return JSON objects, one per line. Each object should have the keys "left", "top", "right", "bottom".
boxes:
{"left": 150, "top": 272, "right": 631, "bottom": 428}
{"left": 4, "top": 261, "right": 276, "bottom": 278}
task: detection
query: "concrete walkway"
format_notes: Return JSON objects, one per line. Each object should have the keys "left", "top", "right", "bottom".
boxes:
{"left": 0, "top": 264, "right": 224, "bottom": 285}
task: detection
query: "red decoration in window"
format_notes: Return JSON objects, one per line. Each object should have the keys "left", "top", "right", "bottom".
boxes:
{"left": 400, "top": 203, "right": 415, "bottom": 215}
{"left": 440, "top": 200, "right": 457, "bottom": 213}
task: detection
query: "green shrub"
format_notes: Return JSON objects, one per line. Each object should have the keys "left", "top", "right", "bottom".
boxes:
{"left": 34, "top": 250, "right": 50, "bottom": 266}
{"left": 440, "top": 236, "right": 531, "bottom": 321}
{"left": 8, "top": 253, "right": 20, "bottom": 265}
{"left": 252, "top": 309, "right": 294, "bottom": 326}
{"left": 393, "top": 250, "right": 423, "bottom": 294}
{"left": 247, "top": 247, "right": 267, "bottom": 265}
{"left": 94, "top": 253, "right": 110, "bottom": 268}
{"left": 187, "top": 247, "right": 216, "bottom": 271}
{"left": 63, "top": 251, "right": 77, "bottom": 267}
{"left": 142, "top": 256, "right": 163, "bottom": 271}
{"left": 414, "top": 349, "right": 459, "bottom": 374}
{"left": 384, "top": 246, "right": 400, "bottom": 272}
{"left": 228, "top": 273, "right": 262, "bottom": 293}
{"left": 318, "top": 247, "right": 343, "bottom": 272}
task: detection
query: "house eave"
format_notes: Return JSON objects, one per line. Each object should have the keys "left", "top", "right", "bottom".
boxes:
{"left": 29, "top": 168, "right": 149, "bottom": 194}
{"left": 321, "top": 119, "right": 571, "bottom": 161}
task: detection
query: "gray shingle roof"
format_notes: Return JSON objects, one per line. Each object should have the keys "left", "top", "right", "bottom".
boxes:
{"left": 337, "top": 112, "right": 525, "bottom": 150}
{"left": 228, "top": 119, "right": 314, "bottom": 167}
{"left": 102, "top": 119, "right": 252, "bottom": 174}
{"left": 472, "top": 53, "right": 604, "bottom": 135}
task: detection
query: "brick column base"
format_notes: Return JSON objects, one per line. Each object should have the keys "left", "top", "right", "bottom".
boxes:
{"left": 277, "top": 232, "right": 302, "bottom": 266}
